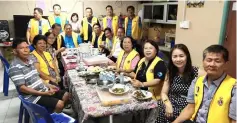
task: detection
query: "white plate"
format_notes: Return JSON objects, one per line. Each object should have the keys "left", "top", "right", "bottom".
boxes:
{"left": 109, "top": 84, "right": 129, "bottom": 95}
{"left": 132, "top": 90, "right": 152, "bottom": 100}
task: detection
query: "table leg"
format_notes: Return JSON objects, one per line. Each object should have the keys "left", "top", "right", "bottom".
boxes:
{"left": 109, "top": 115, "right": 113, "bottom": 123}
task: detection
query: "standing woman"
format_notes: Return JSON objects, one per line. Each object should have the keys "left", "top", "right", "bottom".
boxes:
{"left": 128, "top": 40, "right": 167, "bottom": 100}
{"left": 69, "top": 13, "right": 81, "bottom": 33}
{"left": 156, "top": 44, "right": 205, "bottom": 123}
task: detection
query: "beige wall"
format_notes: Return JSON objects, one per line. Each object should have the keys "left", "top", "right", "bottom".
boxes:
{"left": 175, "top": 1, "right": 224, "bottom": 67}
{"left": 0, "top": 0, "right": 141, "bottom": 37}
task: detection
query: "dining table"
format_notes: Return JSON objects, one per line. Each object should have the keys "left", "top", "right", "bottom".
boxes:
{"left": 61, "top": 50, "right": 159, "bottom": 123}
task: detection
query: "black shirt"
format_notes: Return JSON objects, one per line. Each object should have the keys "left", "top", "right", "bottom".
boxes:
{"left": 134, "top": 58, "right": 167, "bottom": 90}
{"left": 88, "top": 33, "right": 106, "bottom": 48}
{"left": 52, "top": 35, "right": 65, "bottom": 50}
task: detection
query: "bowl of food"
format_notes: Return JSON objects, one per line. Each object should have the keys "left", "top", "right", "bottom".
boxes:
{"left": 109, "top": 84, "right": 129, "bottom": 95}
{"left": 132, "top": 90, "right": 152, "bottom": 100}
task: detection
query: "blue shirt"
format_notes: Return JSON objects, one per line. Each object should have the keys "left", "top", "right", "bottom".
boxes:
{"left": 55, "top": 16, "right": 61, "bottom": 25}
{"left": 64, "top": 35, "right": 82, "bottom": 48}
{"left": 126, "top": 17, "right": 142, "bottom": 37}
{"left": 187, "top": 73, "right": 236, "bottom": 122}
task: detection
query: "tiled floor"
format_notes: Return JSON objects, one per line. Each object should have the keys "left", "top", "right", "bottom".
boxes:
{"left": 0, "top": 64, "right": 20, "bottom": 123}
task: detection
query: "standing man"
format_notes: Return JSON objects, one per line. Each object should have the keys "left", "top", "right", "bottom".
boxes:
{"left": 60, "top": 24, "right": 82, "bottom": 48}
{"left": 26, "top": 8, "right": 50, "bottom": 44}
{"left": 48, "top": 4, "right": 68, "bottom": 31}
{"left": 81, "top": 7, "right": 99, "bottom": 43}
{"left": 102, "top": 5, "right": 119, "bottom": 36}
{"left": 124, "top": 6, "right": 142, "bottom": 42}
{"left": 173, "top": 45, "right": 236, "bottom": 123}
{"left": 108, "top": 27, "right": 125, "bottom": 62}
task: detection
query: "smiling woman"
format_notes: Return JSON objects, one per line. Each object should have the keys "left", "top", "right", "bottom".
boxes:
{"left": 128, "top": 40, "right": 167, "bottom": 101}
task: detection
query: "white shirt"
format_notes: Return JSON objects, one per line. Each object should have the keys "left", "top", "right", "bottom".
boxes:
{"left": 112, "top": 38, "right": 122, "bottom": 58}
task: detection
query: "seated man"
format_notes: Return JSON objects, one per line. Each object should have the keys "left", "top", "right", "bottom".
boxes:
{"left": 173, "top": 45, "right": 236, "bottom": 123}
{"left": 8, "top": 38, "right": 69, "bottom": 113}
{"left": 61, "top": 24, "right": 82, "bottom": 48}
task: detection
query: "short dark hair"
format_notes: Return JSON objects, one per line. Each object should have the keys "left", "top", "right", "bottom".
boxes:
{"left": 85, "top": 7, "right": 93, "bottom": 12}
{"left": 143, "top": 40, "right": 159, "bottom": 53}
{"left": 118, "top": 27, "right": 125, "bottom": 33}
{"left": 203, "top": 45, "right": 229, "bottom": 62}
{"left": 44, "top": 32, "right": 55, "bottom": 38}
{"left": 32, "top": 35, "right": 47, "bottom": 46}
{"left": 52, "top": 23, "right": 61, "bottom": 29}
{"left": 64, "top": 23, "right": 72, "bottom": 29}
{"left": 106, "top": 5, "right": 113, "bottom": 10}
{"left": 93, "top": 23, "right": 101, "bottom": 28}
{"left": 53, "top": 4, "right": 61, "bottom": 9}
{"left": 34, "top": 8, "right": 43, "bottom": 15}
{"left": 120, "top": 36, "right": 136, "bottom": 50}
{"left": 71, "top": 13, "right": 79, "bottom": 22}
{"left": 127, "top": 6, "right": 135, "bottom": 12}
{"left": 12, "top": 38, "right": 27, "bottom": 49}
{"left": 104, "top": 27, "right": 112, "bottom": 33}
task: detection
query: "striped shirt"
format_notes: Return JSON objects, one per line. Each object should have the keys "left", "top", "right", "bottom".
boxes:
{"left": 8, "top": 56, "right": 48, "bottom": 103}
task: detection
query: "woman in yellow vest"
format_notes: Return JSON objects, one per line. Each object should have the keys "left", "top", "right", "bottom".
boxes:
{"left": 102, "top": 5, "right": 119, "bottom": 36}
{"left": 173, "top": 45, "right": 236, "bottom": 123}
{"left": 31, "top": 35, "right": 61, "bottom": 86}
{"left": 128, "top": 40, "right": 167, "bottom": 100}
{"left": 115, "top": 36, "right": 140, "bottom": 73}
{"left": 81, "top": 7, "right": 99, "bottom": 42}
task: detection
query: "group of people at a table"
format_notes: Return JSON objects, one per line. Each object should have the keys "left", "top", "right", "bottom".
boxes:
{"left": 7, "top": 3, "right": 236, "bottom": 123}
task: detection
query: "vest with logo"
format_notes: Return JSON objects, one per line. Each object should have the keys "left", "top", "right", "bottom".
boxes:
{"left": 81, "top": 17, "right": 98, "bottom": 41}
{"left": 191, "top": 75, "right": 236, "bottom": 123}
{"left": 135, "top": 57, "right": 164, "bottom": 100}
{"left": 116, "top": 49, "right": 139, "bottom": 71}
{"left": 32, "top": 50, "right": 55, "bottom": 83}
{"left": 29, "top": 18, "right": 49, "bottom": 43}
{"left": 103, "top": 15, "right": 119, "bottom": 36}
{"left": 60, "top": 32, "right": 78, "bottom": 48}
{"left": 48, "top": 14, "right": 67, "bottom": 30}
{"left": 124, "top": 16, "right": 141, "bottom": 41}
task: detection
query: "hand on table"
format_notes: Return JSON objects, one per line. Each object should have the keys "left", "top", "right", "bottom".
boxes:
{"left": 131, "top": 79, "right": 143, "bottom": 88}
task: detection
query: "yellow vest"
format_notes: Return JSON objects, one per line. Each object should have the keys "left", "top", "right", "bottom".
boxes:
{"left": 56, "top": 35, "right": 62, "bottom": 50}
{"left": 135, "top": 57, "right": 163, "bottom": 100}
{"left": 60, "top": 32, "right": 79, "bottom": 48}
{"left": 116, "top": 49, "right": 139, "bottom": 71}
{"left": 32, "top": 50, "right": 55, "bottom": 83}
{"left": 29, "top": 18, "right": 50, "bottom": 43}
{"left": 191, "top": 75, "right": 236, "bottom": 123}
{"left": 103, "top": 15, "right": 119, "bottom": 36}
{"left": 91, "top": 31, "right": 104, "bottom": 50}
{"left": 124, "top": 16, "right": 141, "bottom": 41}
{"left": 48, "top": 14, "right": 67, "bottom": 30}
{"left": 105, "top": 36, "right": 116, "bottom": 51}
{"left": 81, "top": 17, "right": 98, "bottom": 41}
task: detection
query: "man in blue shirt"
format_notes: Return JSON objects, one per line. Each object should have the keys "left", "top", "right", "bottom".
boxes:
{"left": 61, "top": 24, "right": 82, "bottom": 48}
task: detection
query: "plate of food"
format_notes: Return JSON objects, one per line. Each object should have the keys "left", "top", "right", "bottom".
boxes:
{"left": 132, "top": 90, "right": 152, "bottom": 100}
{"left": 109, "top": 84, "right": 129, "bottom": 95}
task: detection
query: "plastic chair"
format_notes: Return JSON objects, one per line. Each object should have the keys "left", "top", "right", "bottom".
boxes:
{"left": 0, "top": 55, "right": 10, "bottom": 96}
{"left": 18, "top": 95, "right": 76, "bottom": 123}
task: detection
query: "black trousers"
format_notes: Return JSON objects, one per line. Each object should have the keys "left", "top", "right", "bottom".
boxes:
{"left": 109, "top": 56, "right": 117, "bottom": 63}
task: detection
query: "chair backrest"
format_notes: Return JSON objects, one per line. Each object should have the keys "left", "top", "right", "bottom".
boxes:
{"left": 18, "top": 95, "right": 55, "bottom": 123}
{"left": 0, "top": 55, "right": 10, "bottom": 71}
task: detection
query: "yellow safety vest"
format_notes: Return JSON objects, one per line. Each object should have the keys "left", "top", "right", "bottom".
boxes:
{"left": 29, "top": 18, "right": 50, "bottom": 43}
{"left": 191, "top": 75, "right": 236, "bottom": 123}
{"left": 103, "top": 15, "right": 119, "bottom": 36}
{"left": 48, "top": 14, "right": 67, "bottom": 30}
{"left": 116, "top": 49, "right": 139, "bottom": 71}
{"left": 135, "top": 57, "right": 163, "bottom": 100}
{"left": 60, "top": 32, "right": 79, "bottom": 48}
{"left": 81, "top": 17, "right": 98, "bottom": 41}
{"left": 91, "top": 31, "right": 104, "bottom": 50}
{"left": 105, "top": 36, "right": 116, "bottom": 51}
{"left": 32, "top": 50, "right": 55, "bottom": 83}
{"left": 56, "top": 35, "right": 62, "bottom": 50}
{"left": 124, "top": 16, "right": 141, "bottom": 41}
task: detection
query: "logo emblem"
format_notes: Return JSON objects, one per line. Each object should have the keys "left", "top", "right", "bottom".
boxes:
{"left": 127, "top": 60, "right": 130, "bottom": 63}
{"left": 218, "top": 97, "right": 223, "bottom": 106}
{"left": 157, "top": 72, "right": 163, "bottom": 77}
